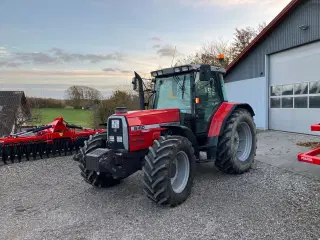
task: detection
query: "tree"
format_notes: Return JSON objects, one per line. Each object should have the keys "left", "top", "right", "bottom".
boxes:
{"left": 231, "top": 22, "right": 267, "bottom": 59}
{"left": 175, "top": 39, "right": 234, "bottom": 68}
{"left": 64, "top": 85, "right": 102, "bottom": 109}
{"left": 27, "top": 97, "right": 65, "bottom": 108}
{"left": 90, "top": 90, "right": 140, "bottom": 128}
{"left": 13, "top": 97, "right": 43, "bottom": 132}
{"left": 26, "top": 98, "right": 42, "bottom": 125}
{"left": 175, "top": 22, "right": 267, "bottom": 67}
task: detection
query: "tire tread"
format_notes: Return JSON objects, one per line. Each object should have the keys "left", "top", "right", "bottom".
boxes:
{"left": 142, "top": 135, "right": 196, "bottom": 207}
{"left": 77, "top": 132, "right": 121, "bottom": 188}
{"left": 215, "top": 108, "right": 257, "bottom": 174}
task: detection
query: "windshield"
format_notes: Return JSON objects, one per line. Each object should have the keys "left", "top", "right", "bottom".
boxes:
{"left": 153, "top": 73, "right": 192, "bottom": 113}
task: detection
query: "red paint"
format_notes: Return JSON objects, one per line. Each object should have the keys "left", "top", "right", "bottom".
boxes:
{"left": 311, "top": 124, "right": 320, "bottom": 132}
{"left": 297, "top": 148, "right": 320, "bottom": 166}
{"left": 226, "top": 0, "right": 300, "bottom": 74}
{"left": 208, "top": 102, "right": 236, "bottom": 137}
{"left": 115, "top": 108, "right": 180, "bottom": 126}
{"left": 129, "top": 127, "right": 166, "bottom": 152}
{"left": 297, "top": 122, "right": 320, "bottom": 166}
{"left": 0, "top": 117, "right": 105, "bottom": 145}
{"left": 115, "top": 108, "right": 180, "bottom": 152}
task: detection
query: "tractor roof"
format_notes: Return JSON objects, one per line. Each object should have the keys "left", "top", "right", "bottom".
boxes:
{"left": 151, "top": 64, "right": 226, "bottom": 77}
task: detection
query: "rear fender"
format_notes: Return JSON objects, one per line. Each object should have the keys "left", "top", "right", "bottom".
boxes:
{"left": 206, "top": 102, "right": 255, "bottom": 159}
{"left": 160, "top": 124, "right": 199, "bottom": 154}
{"left": 208, "top": 102, "right": 254, "bottom": 138}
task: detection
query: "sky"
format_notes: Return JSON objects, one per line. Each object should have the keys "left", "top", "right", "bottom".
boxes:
{"left": 0, "top": 0, "right": 292, "bottom": 99}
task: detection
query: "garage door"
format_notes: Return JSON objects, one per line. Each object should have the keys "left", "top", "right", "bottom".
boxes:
{"left": 269, "top": 40, "right": 320, "bottom": 135}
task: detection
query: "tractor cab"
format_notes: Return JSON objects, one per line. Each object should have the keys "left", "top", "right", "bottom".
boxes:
{"left": 132, "top": 64, "right": 228, "bottom": 146}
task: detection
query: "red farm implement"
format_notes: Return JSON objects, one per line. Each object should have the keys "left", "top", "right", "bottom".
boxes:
{"left": 0, "top": 117, "right": 106, "bottom": 165}
{"left": 297, "top": 123, "right": 320, "bottom": 166}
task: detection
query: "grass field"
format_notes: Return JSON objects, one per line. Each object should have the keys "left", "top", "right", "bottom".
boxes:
{"left": 32, "top": 108, "right": 92, "bottom": 128}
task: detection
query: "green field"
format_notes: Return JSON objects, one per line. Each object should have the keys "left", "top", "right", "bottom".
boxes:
{"left": 32, "top": 108, "right": 92, "bottom": 128}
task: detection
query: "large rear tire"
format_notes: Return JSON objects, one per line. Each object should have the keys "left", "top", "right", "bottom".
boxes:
{"left": 78, "top": 133, "right": 121, "bottom": 187}
{"left": 142, "top": 135, "right": 196, "bottom": 207}
{"left": 215, "top": 108, "right": 257, "bottom": 174}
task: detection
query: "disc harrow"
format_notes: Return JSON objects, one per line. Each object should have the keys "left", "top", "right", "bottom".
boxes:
{"left": 0, "top": 117, "right": 106, "bottom": 165}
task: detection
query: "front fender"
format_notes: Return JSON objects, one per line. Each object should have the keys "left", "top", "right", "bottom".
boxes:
{"left": 160, "top": 124, "right": 199, "bottom": 153}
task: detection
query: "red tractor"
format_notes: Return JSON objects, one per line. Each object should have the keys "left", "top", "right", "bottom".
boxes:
{"left": 77, "top": 63, "right": 257, "bottom": 207}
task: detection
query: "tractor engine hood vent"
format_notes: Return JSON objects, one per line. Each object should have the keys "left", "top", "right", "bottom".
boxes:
{"left": 115, "top": 107, "right": 128, "bottom": 114}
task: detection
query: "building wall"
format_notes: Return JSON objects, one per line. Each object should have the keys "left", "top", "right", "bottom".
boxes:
{"left": 225, "top": 0, "right": 320, "bottom": 83}
{"left": 268, "top": 40, "right": 320, "bottom": 135}
{"left": 224, "top": 77, "right": 268, "bottom": 129}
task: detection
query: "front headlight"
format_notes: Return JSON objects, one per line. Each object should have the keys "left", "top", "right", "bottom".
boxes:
{"left": 111, "top": 120, "right": 120, "bottom": 129}
{"left": 116, "top": 136, "right": 123, "bottom": 142}
{"left": 109, "top": 136, "right": 115, "bottom": 142}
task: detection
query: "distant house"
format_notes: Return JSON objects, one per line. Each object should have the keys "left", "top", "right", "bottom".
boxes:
{"left": 0, "top": 91, "right": 31, "bottom": 137}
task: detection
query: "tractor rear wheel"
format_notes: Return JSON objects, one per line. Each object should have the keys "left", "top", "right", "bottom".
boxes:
{"left": 77, "top": 133, "right": 121, "bottom": 187}
{"left": 215, "top": 108, "right": 257, "bottom": 174}
{"left": 142, "top": 135, "right": 196, "bottom": 207}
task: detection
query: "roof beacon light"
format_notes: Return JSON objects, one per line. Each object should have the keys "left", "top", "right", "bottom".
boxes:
{"left": 157, "top": 70, "right": 163, "bottom": 76}
{"left": 217, "top": 54, "right": 225, "bottom": 64}
{"left": 217, "top": 54, "right": 224, "bottom": 59}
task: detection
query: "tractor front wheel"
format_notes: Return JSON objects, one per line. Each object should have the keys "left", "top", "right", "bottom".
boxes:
{"left": 77, "top": 133, "right": 121, "bottom": 188}
{"left": 215, "top": 108, "right": 257, "bottom": 174}
{"left": 142, "top": 135, "right": 196, "bottom": 207}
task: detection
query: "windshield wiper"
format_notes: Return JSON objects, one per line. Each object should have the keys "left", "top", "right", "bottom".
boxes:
{"left": 173, "top": 74, "right": 188, "bottom": 99}
{"left": 182, "top": 75, "right": 186, "bottom": 99}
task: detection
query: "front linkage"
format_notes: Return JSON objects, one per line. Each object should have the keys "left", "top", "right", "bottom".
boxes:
{"left": 0, "top": 117, "right": 106, "bottom": 165}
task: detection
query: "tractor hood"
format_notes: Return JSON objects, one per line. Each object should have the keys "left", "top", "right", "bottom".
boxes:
{"left": 114, "top": 108, "right": 180, "bottom": 127}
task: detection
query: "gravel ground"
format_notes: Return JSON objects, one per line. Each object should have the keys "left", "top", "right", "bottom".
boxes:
{"left": 0, "top": 132, "right": 319, "bottom": 240}
{"left": 256, "top": 130, "right": 320, "bottom": 179}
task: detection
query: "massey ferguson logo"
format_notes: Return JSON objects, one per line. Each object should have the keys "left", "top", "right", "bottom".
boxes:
{"left": 132, "top": 126, "right": 146, "bottom": 131}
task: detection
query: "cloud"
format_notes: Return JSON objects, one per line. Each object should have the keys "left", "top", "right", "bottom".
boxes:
{"left": 152, "top": 44, "right": 161, "bottom": 49}
{"left": 0, "top": 48, "right": 125, "bottom": 68}
{"left": 0, "top": 61, "right": 22, "bottom": 68}
{"left": 102, "top": 67, "right": 132, "bottom": 74}
{"left": 0, "top": 47, "right": 11, "bottom": 58}
{"left": 0, "top": 69, "right": 133, "bottom": 78}
{"left": 102, "top": 67, "right": 117, "bottom": 72}
{"left": 49, "top": 48, "right": 124, "bottom": 63}
{"left": 15, "top": 52, "right": 57, "bottom": 64}
{"left": 150, "top": 36, "right": 161, "bottom": 41}
{"left": 156, "top": 45, "right": 177, "bottom": 57}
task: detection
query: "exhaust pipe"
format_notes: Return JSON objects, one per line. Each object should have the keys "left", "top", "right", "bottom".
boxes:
{"left": 134, "top": 71, "right": 145, "bottom": 110}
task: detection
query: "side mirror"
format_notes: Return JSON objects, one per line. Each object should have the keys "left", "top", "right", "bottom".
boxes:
{"left": 132, "top": 77, "right": 137, "bottom": 91}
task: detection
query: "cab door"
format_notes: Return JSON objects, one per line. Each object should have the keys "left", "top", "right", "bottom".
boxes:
{"left": 195, "top": 72, "right": 223, "bottom": 135}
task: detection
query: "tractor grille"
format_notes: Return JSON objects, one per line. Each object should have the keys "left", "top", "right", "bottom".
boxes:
{"left": 107, "top": 117, "right": 127, "bottom": 150}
